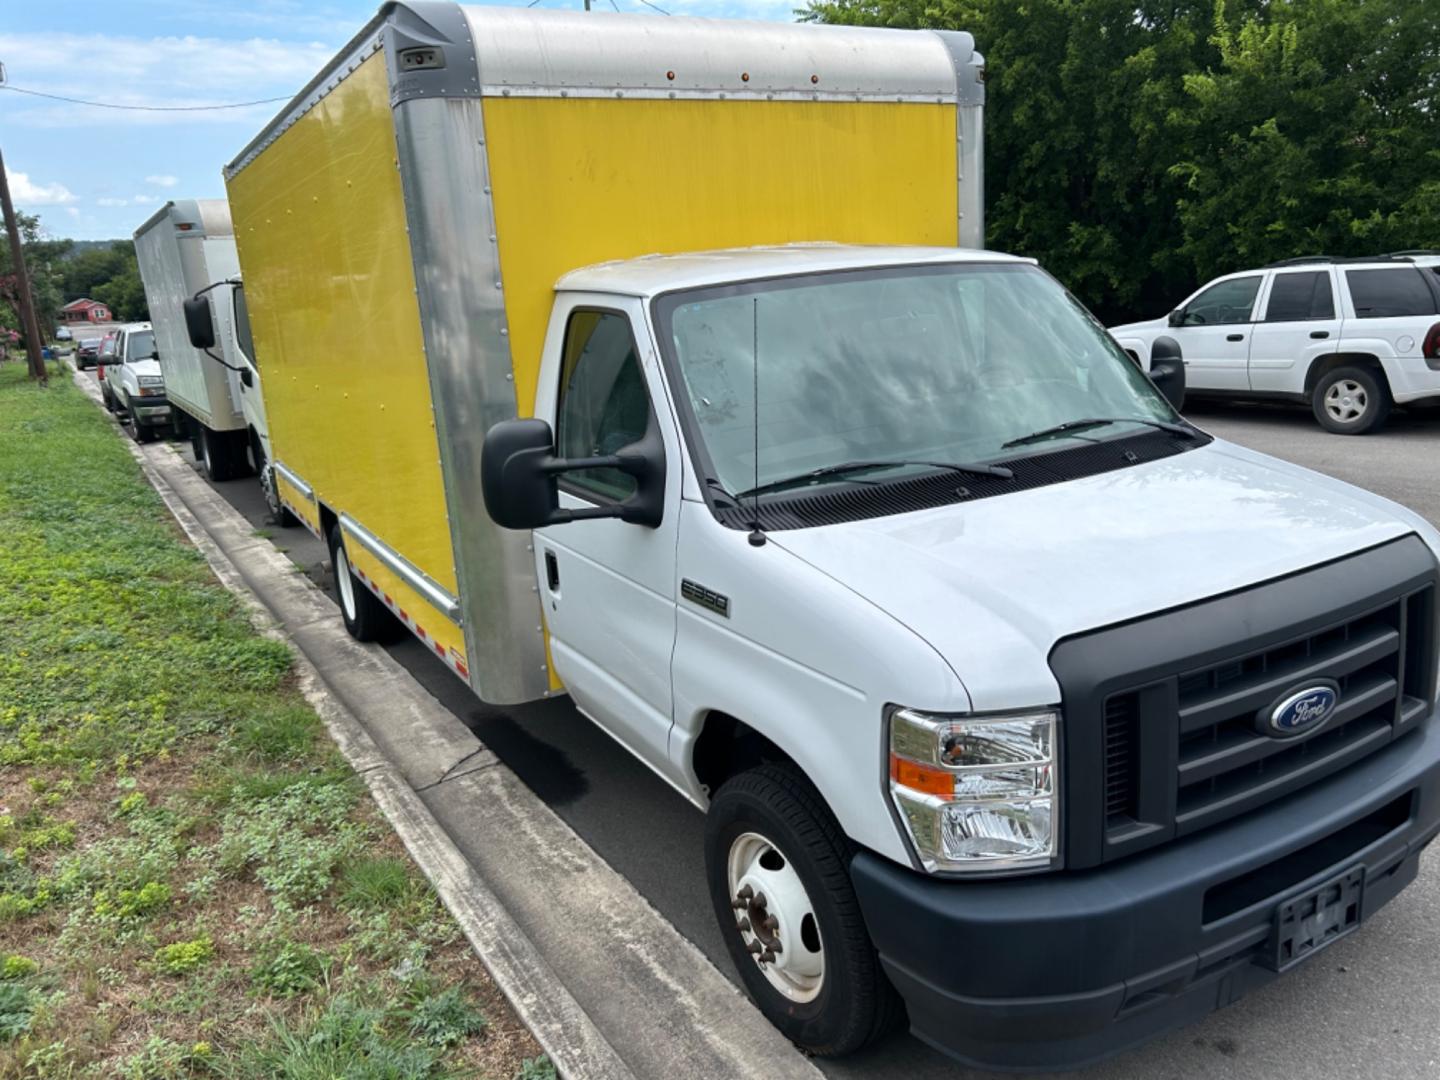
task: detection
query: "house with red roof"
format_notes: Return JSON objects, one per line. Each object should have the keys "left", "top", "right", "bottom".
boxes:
{"left": 60, "top": 298, "right": 112, "bottom": 324}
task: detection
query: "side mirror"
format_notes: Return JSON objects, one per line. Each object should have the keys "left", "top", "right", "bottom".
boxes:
{"left": 1166, "top": 309, "right": 1185, "bottom": 328}
{"left": 1149, "top": 335, "right": 1186, "bottom": 412}
{"left": 183, "top": 295, "right": 216, "bottom": 349}
{"left": 481, "top": 417, "right": 665, "bottom": 530}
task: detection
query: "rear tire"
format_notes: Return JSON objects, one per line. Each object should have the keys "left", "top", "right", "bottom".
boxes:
{"left": 198, "top": 426, "right": 251, "bottom": 481}
{"left": 254, "top": 442, "right": 299, "bottom": 528}
{"left": 1313, "top": 366, "right": 1391, "bottom": 435}
{"left": 326, "top": 524, "right": 402, "bottom": 643}
{"left": 705, "top": 764, "right": 903, "bottom": 1057}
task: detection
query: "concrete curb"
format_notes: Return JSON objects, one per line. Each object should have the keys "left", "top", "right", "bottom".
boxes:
{"left": 71, "top": 365, "right": 824, "bottom": 1080}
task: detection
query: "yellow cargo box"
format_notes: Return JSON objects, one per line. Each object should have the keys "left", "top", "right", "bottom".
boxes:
{"left": 224, "top": 2, "right": 985, "bottom": 704}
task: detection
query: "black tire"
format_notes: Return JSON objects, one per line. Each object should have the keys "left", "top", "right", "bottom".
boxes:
{"left": 128, "top": 416, "right": 157, "bottom": 444}
{"left": 326, "top": 524, "right": 401, "bottom": 643}
{"left": 198, "top": 426, "right": 250, "bottom": 481}
{"left": 1312, "top": 366, "right": 1391, "bottom": 435}
{"left": 705, "top": 764, "right": 903, "bottom": 1057}
{"left": 101, "top": 385, "right": 116, "bottom": 412}
{"left": 254, "top": 442, "right": 299, "bottom": 528}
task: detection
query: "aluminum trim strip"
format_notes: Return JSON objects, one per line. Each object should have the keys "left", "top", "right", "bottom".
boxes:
{"left": 340, "top": 512, "right": 462, "bottom": 625}
{"left": 460, "top": 6, "right": 965, "bottom": 100}
{"left": 392, "top": 94, "right": 551, "bottom": 704}
{"left": 271, "top": 460, "right": 315, "bottom": 503}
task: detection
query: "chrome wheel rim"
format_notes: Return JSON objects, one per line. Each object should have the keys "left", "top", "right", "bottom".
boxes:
{"left": 261, "top": 464, "right": 282, "bottom": 519}
{"left": 726, "top": 831, "right": 824, "bottom": 1003}
{"left": 1324, "top": 380, "right": 1367, "bottom": 423}
{"left": 335, "top": 543, "right": 357, "bottom": 622}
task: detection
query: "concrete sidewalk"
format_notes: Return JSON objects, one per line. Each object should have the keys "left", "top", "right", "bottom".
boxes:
{"left": 73, "top": 366, "right": 822, "bottom": 1080}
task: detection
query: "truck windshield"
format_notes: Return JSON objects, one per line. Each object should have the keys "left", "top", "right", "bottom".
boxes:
{"left": 127, "top": 331, "right": 156, "bottom": 361}
{"left": 654, "top": 262, "right": 1178, "bottom": 498}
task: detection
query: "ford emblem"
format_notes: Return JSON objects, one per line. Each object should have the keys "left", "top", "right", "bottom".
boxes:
{"left": 1258, "top": 680, "right": 1340, "bottom": 738}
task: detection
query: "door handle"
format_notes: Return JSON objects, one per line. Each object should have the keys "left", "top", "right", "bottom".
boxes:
{"left": 1310, "top": 330, "right": 1330, "bottom": 339}
{"left": 1226, "top": 333, "right": 1245, "bottom": 342}
{"left": 544, "top": 550, "right": 560, "bottom": 593}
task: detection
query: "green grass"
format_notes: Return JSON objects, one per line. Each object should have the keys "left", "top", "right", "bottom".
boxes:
{"left": 0, "top": 365, "right": 539, "bottom": 1077}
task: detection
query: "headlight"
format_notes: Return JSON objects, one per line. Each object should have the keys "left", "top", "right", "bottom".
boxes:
{"left": 888, "top": 707, "right": 1058, "bottom": 873}
{"left": 138, "top": 376, "right": 164, "bottom": 388}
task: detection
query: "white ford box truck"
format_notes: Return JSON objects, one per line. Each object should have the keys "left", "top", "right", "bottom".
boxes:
{"left": 226, "top": 4, "right": 1440, "bottom": 1069}
{"left": 134, "top": 200, "right": 267, "bottom": 482}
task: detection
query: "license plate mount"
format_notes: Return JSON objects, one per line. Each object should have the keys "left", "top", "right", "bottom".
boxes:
{"left": 1266, "top": 865, "right": 1365, "bottom": 973}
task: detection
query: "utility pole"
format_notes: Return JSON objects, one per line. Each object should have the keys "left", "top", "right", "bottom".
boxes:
{"left": 0, "top": 147, "right": 47, "bottom": 384}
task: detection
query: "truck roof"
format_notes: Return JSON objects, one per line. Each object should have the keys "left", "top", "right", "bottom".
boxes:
{"left": 556, "top": 244, "right": 1031, "bottom": 298}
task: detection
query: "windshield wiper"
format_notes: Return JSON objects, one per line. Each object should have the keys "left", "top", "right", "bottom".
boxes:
{"left": 735, "top": 458, "right": 1013, "bottom": 500}
{"left": 1001, "top": 416, "right": 1197, "bottom": 450}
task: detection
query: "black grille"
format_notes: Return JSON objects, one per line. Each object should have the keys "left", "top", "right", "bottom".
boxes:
{"left": 714, "top": 429, "right": 1204, "bottom": 530}
{"left": 1104, "top": 694, "right": 1140, "bottom": 826}
{"left": 1050, "top": 536, "right": 1439, "bottom": 870}
{"left": 1168, "top": 597, "right": 1427, "bottom": 835}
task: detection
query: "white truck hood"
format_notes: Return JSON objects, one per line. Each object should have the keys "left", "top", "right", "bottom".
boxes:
{"left": 1108, "top": 315, "right": 1167, "bottom": 336}
{"left": 129, "top": 359, "right": 164, "bottom": 381}
{"left": 770, "top": 440, "right": 1428, "bottom": 711}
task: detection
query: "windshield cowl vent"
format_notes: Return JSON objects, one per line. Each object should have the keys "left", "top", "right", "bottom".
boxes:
{"left": 711, "top": 429, "right": 1208, "bottom": 531}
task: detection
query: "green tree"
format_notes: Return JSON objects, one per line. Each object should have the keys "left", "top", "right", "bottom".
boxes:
{"left": 0, "top": 211, "right": 72, "bottom": 334}
{"left": 94, "top": 264, "right": 149, "bottom": 322}
{"left": 1169, "top": 0, "right": 1440, "bottom": 283}
{"left": 804, "top": 0, "right": 1438, "bottom": 322}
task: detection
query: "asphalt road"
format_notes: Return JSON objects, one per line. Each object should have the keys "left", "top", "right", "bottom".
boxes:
{"left": 118, "top": 373, "right": 1440, "bottom": 1080}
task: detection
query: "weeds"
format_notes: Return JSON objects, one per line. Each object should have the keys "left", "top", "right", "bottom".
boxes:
{"left": 0, "top": 368, "right": 539, "bottom": 1074}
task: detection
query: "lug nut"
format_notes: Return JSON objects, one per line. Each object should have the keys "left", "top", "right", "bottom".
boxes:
{"left": 753, "top": 891, "right": 767, "bottom": 908}
{"left": 737, "top": 917, "right": 751, "bottom": 932}
{"left": 730, "top": 898, "right": 747, "bottom": 910}
{"left": 763, "top": 916, "right": 778, "bottom": 932}
{"left": 737, "top": 885, "right": 753, "bottom": 900}
{"left": 760, "top": 948, "right": 776, "bottom": 963}
{"left": 746, "top": 940, "right": 762, "bottom": 955}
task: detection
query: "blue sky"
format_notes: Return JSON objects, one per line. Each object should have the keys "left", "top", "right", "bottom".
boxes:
{"left": 3, "top": 0, "right": 800, "bottom": 241}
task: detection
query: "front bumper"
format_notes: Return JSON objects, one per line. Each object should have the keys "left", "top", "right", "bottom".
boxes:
{"left": 852, "top": 710, "right": 1440, "bottom": 1072}
{"left": 131, "top": 397, "right": 171, "bottom": 423}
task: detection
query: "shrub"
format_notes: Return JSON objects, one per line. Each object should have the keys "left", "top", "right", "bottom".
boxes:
{"left": 406, "top": 985, "right": 486, "bottom": 1048}
{"left": 250, "top": 940, "right": 329, "bottom": 999}
{"left": 0, "top": 982, "right": 36, "bottom": 1042}
{"left": 153, "top": 936, "right": 214, "bottom": 976}
{"left": 0, "top": 955, "right": 38, "bottom": 980}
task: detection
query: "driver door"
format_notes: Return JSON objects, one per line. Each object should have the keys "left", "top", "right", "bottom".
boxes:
{"left": 532, "top": 297, "right": 682, "bottom": 780}
{"left": 1172, "top": 273, "right": 1263, "bottom": 391}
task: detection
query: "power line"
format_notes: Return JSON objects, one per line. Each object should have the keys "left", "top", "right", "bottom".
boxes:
{"left": 0, "top": 85, "right": 290, "bottom": 112}
{"left": 636, "top": 0, "right": 672, "bottom": 12}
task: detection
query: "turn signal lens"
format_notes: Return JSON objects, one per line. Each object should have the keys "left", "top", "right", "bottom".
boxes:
{"left": 1423, "top": 322, "right": 1440, "bottom": 364}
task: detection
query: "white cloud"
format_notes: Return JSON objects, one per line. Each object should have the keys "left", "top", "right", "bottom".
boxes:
{"left": 132, "top": 195, "right": 160, "bottom": 206}
{"left": 96, "top": 197, "right": 130, "bottom": 207}
{"left": 0, "top": 31, "right": 335, "bottom": 129}
{"left": 8, "top": 170, "right": 77, "bottom": 206}
{"left": 65, "top": 207, "right": 81, "bottom": 220}
{"left": 145, "top": 174, "right": 180, "bottom": 188}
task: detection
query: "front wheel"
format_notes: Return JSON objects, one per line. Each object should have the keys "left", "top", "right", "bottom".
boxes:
{"left": 1313, "top": 366, "right": 1391, "bottom": 435}
{"left": 705, "top": 765, "right": 902, "bottom": 1057}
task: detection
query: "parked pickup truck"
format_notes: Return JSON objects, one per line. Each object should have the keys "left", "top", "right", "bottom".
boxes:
{"left": 1111, "top": 253, "right": 1440, "bottom": 434}
{"left": 98, "top": 322, "right": 172, "bottom": 442}
{"left": 224, "top": 5, "right": 1440, "bottom": 1070}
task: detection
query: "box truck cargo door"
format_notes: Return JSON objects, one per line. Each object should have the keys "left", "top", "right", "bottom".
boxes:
{"left": 534, "top": 300, "right": 681, "bottom": 778}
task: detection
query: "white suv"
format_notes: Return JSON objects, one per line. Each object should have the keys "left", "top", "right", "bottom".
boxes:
{"left": 99, "top": 322, "right": 172, "bottom": 442}
{"left": 1111, "top": 254, "right": 1440, "bottom": 433}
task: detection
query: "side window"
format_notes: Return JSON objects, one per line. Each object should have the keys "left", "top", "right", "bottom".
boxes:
{"left": 1345, "top": 269, "right": 1438, "bottom": 319}
{"left": 233, "top": 286, "right": 256, "bottom": 367}
{"left": 1265, "top": 271, "right": 1335, "bottom": 322}
{"left": 556, "top": 310, "right": 651, "bottom": 502}
{"left": 1182, "top": 276, "right": 1262, "bottom": 326}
